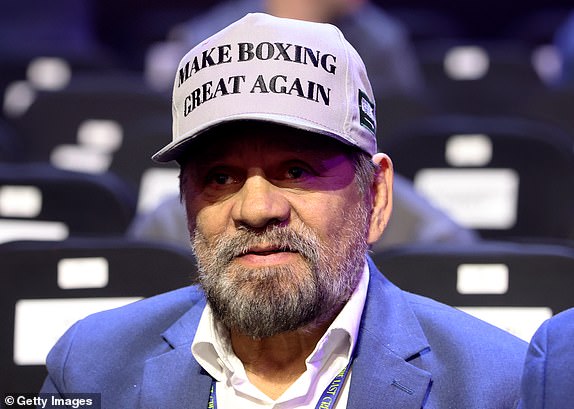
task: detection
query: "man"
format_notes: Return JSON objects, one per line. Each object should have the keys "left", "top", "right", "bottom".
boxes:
{"left": 519, "top": 308, "right": 574, "bottom": 409}
{"left": 41, "top": 13, "right": 526, "bottom": 408}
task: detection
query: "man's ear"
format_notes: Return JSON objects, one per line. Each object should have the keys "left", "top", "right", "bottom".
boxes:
{"left": 367, "top": 153, "right": 393, "bottom": 245}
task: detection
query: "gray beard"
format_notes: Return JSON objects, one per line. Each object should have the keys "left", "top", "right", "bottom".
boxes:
{"left": 191, "top": 203, "right": 370, "bottom": 339}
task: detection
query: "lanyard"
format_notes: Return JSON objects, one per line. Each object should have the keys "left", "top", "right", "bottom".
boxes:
{"left": 207, "top": 358, "right": 353, "bottom": 409}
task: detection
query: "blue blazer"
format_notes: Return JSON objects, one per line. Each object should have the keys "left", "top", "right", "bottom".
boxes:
{"left": 519, "top": 308, "right": 574, "bottom": 409}
{"left": 41, "top": 259, "right": 527, "bottom": 408}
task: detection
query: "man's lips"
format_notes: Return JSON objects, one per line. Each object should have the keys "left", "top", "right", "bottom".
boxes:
{"left": 240, "top": 244, "right": 297, "bottom": 255}
{"left": 234, "top": 245, "right": 299, "bottom": 265}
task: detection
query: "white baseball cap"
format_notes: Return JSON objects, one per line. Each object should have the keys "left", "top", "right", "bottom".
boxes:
{"left": 152, "top": 12, "right": 377, "bottom": 163}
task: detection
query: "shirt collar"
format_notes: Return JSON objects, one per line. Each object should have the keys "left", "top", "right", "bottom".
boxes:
{"left": 306, "top": 261, "right": 369, "bottom": 366}
{"left": 191, "top": 260, "right": 370, "bottom": 381}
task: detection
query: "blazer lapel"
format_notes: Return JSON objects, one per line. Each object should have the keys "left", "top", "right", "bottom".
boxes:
{"left": 347, "top": 259, "right": 433, "bottom": 408}
{"left": 139, "top": 294, "right": 213, "bottom": 409}
{"left": 139, "top": 346, "right": 213, "bottom": 409}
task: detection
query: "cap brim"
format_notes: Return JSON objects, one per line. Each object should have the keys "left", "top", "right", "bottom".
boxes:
{"left": 151, "top": 114, "right": 359, "bottom": 163}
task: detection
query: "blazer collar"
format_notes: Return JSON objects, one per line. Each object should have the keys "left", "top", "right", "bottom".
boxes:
{"left": 347, "top": 258, "right": 433, "bottom": 408}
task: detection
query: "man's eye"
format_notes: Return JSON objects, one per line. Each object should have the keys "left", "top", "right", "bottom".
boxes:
{"left": 207, "top": 173, "right": 233, "bottom": 185}
{"left": 286, "top": 167, "right": 307, "bottom": 179}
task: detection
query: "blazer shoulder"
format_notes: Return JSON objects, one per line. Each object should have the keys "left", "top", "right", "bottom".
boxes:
{"left": 79, "top": 285, "right": 205, "bottom": 332}
{"left": 406, "top": 291, "right": 527, "bottom": 351}
{"left": 44, "top": 286, "right": 206, "bottom": 394}
{"left": 363, "top": 261, "right": 526, "bottom": 407}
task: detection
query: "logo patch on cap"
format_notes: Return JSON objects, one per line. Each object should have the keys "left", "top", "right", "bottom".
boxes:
{"left": 358, "top": 90, "right": 376, "bottom": 135}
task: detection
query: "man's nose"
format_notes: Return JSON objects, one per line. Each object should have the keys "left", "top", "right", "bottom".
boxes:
{"left": 231, "top": 175, "right": 290, "bottom": 229}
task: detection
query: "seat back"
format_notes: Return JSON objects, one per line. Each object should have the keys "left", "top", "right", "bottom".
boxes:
{"left": 417, "top": 40, "right": 544, "bottom": 115}
{"left": 0, "top": 163, "right": 137, "bottom": 241}
{"left": 107, "top": 115, "right": 179, "bottom": 214}
{"left": 385, "top": 115, "right": 574, "bottom": 241}
{"left": 372, "top": 241, "right": 574, "bottom": 341}
{"left": 8, "top": 73, "right": 170, "bottom": 170}
{"left": 0, "top": 238, "right": 197, "bottom": 393}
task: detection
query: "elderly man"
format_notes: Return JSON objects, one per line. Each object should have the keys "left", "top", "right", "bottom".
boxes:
{"left": 41, "top": 13, "right": 526, "bottom": 408}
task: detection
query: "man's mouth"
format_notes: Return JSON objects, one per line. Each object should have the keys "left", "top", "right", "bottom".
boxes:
{"left": 241, "top": 245, "right": 297, "bottom": 256}
{"left": 234, "top": 245, "right": 299, "bottom": 265}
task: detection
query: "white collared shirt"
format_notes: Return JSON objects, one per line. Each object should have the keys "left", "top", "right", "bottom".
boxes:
{"left": 191, "top": 261, "right": 370, "bottom": 408}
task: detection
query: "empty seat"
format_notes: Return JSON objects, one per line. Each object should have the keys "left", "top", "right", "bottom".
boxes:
{"left": 416, "top": 40, "right": 545, "bottom": 115}
{"left": 372, "top": 240, "right": 574, "bottom": 341}
{"left": 0, "top": 237, "right": 197, "bottom": 393}
{"left": 0, "top": 119, "right": 21, "bottom": 161}
{"left": 511, "top": 86, "right": 574, "bottom": 139}
{"left": 375, "top": 91, "right": 440, "bottom": 149}
{"left": 0, "top": 0, "right": 118, "bottom": 100}
{"left": 106, "top": 115, "right": 179, "bottom": 214}
{"left": 0, "top": 163, "right": 137, "bottom": 241}
{"left": 385, "top": 115, "right": 574, "bottom": 241}
{"left": 7, "top": 73, "right": 170, "bottom": 173}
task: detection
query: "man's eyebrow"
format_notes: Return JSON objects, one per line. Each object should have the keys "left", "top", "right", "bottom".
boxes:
{"left": 186, "top": 131, "right": 347, "bottom": 166}
{"left": 188, "top": 145, "right": 230, "bottom": 165}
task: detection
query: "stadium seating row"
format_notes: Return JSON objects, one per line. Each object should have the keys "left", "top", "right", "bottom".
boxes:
{"left": 1, "top": 238, "right": 573, "bottom": 392}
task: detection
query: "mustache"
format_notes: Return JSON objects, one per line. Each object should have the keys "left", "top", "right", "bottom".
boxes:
{"left": 201, "top": 225, "right": 322, "bottom": 265}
